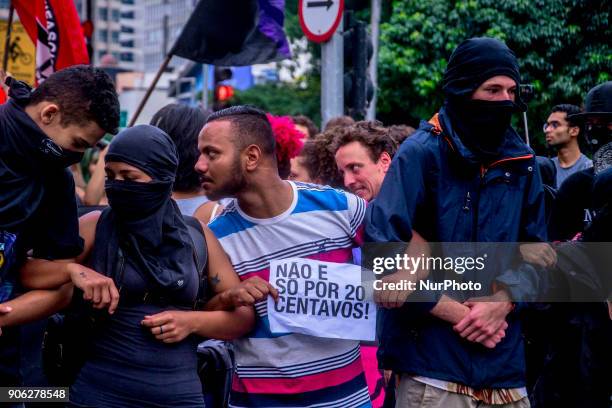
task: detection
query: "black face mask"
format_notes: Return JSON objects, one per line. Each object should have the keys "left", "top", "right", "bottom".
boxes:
{"left": 586, "top": 125, "right": 612, "bottom": 151}
{"left": 105, "top": 179, "right": 173, "bottom": 219}
{"left": 38, "top": 138, "right": 84, "bottom": 168}
{"left": 447, "top": 99, "right": 518, "bottom": 161}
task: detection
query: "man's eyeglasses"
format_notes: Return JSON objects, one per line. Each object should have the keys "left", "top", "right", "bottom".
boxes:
{"left": 543, "top": 121, "right": 563, "bottom": 132}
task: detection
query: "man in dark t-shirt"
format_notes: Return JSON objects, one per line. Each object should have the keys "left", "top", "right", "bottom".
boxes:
{"left": 544, "top": 104, "right": 592, "bottom": 188}
{"left": 0, "top": 66, "right": 120, "bottom": 386}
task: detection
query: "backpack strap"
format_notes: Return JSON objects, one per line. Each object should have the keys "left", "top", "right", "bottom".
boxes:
{"left": 183, "top": 215, "right": 209, "bottom": 310}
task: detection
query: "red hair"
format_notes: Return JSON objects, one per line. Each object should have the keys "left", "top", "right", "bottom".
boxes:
{"left": 266, "top": 113, "right": 304, "bottom": 178}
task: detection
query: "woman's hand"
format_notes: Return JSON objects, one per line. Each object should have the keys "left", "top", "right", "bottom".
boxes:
{"left": 141, "top": 311, "right": 195, "bottom": 343}
{"left": 67, "top": 263, "right": 119, "bottom": 314}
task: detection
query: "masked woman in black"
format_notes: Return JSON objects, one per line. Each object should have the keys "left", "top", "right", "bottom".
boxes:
{"left": 22, "top": 125, "right": 254, "bottom": 407}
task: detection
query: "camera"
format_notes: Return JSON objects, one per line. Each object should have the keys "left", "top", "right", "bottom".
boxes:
{"left": 520, "top": 84, "right": 535, "bottom": 104}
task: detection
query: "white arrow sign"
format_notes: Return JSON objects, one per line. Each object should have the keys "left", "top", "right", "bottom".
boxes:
{"left": 299, "top": 0, "right": 344, "bottom": 43}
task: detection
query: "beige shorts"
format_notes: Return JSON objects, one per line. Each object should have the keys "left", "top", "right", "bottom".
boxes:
{"left": 395, "top": 375, "right": 531, "bottom": 408}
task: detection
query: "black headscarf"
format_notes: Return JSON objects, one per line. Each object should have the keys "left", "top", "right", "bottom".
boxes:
{"left": 442, "top": 37, "right": 526, "bottom": 162}
{"left": 94, "top": 125, "right": 198, "bottom": 297}
{"left": 0, "top": 79, "right": 83, "bottom": 230}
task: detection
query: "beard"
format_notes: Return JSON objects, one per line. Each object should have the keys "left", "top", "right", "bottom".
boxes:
{"left": 204, "top": 156, "right": 247, "bottom": 201}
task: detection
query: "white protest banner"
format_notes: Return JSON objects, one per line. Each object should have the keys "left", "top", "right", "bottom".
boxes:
{"left": 267, "top": 257, "right": 376, "bottom": 341}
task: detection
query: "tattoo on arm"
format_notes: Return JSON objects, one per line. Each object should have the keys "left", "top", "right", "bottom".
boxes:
{"left": 211, "top": 274, "right": 221, "bottom": 286}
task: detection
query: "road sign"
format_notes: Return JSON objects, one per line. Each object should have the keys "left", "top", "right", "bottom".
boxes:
{"left": 298, "top": 0, "right": 344, "bottom": 43}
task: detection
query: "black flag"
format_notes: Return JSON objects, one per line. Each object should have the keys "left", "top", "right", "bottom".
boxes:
{"left": 170, "top": 0, "right": 291, "bottom": 66}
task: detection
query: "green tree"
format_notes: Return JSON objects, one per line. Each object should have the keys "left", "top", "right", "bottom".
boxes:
{"left": 378, "top": 0, "right": 611, "bottom": 150}
{"left": 234, "top": 76, "right": 322, "bottom": 124}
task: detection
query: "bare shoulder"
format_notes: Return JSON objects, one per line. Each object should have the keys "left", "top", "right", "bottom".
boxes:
{"left": 193, "top": 201, "right": 218, "bottom": 224}
{"left": 79, "top": 210, "right": 102, "bottom": 230}
{"left": 78, "top": 210, "right": 102, "bottom": 255}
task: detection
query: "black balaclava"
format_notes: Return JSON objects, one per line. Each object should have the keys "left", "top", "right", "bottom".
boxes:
{"left": 443, "top": 37, "right": 526, "bottom": 162}
{"left": 570, "top": 82, "right": 612, "bottom": 175}
{"left": 99, "top": 125, "right": 198, "bottom": 298}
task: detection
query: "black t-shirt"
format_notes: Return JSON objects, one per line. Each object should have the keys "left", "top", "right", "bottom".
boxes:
{"left": 550, "top": 167, "right": 595, "bottom": 241}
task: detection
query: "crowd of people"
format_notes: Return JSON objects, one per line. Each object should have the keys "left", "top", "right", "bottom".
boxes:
{"left": 0, "top": 36, "right": 610, "bottom": 408}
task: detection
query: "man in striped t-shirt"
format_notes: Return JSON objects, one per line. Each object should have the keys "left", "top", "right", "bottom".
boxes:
{"left": 195, "top": 106, "right": 371, "bottom": 408}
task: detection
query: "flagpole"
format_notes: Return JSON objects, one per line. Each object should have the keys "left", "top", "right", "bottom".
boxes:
{"left": 2, "top": 2, "right": 15, "bottom": 72}
{"left": 128, "top": 54, "right": 172, "bottom": 127}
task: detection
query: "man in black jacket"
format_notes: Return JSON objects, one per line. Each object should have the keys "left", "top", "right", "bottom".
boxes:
{"left": 0, "top": 66, "right": 120, "bottom": 386}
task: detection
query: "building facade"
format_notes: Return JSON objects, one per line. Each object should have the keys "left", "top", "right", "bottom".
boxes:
{"left": 79, "top": 0, "right": 196, "bottom": 72}
{"left": 87, "top": 0, "right": 142, "bottom": 71}
{"left": 143, "top": 0, "right": 197, "bottom": 72}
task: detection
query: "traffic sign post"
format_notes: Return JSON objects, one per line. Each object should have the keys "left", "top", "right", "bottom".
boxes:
{"left": 299, "top": 0, "right": 345, "bottom": 127}
{"left": 320, "top": 17, "right": 343, "bottom": 127}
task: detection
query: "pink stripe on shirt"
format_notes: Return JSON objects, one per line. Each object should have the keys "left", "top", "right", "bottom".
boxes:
{"left": 239, "top": 248, "right": 355, "bottom": 282}
{"left": 232, "top": 358, "right": 365, "bottom": 394}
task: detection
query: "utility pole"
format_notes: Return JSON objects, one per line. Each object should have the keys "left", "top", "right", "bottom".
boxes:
{"left": 366, "top": 0, "right": 381, "bottom": 120}
{"left": 201, "top": 64, "right": 209, "bottom": 110}
{"left": 321, "top": 17, "right": 343, "bottom": 128}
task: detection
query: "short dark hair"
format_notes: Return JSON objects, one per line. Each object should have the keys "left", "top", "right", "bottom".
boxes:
{"left": 324, "top": 115, "right": 355, "bottom": 131}
{"left": 29, "top": 65, "right": 120, "bottom": 134}
{"left": 291, "top": 115, "right": 319, "bottom": 139}
{"left": 297, "top": 140, "right": 318, "bottom": 181}
{"left": 207, "top": 105, "right": 275, "bottom": 156}
{"left": 298, "top": 133, "right": 344, "bottom": 189}
{"left": 387, "top": 124, "right": 416, "bottom": 145}
{"left": 151, "top": 104, "right": 209, "bottom": 192}
{"left": 551, "top": 104, "right": 582, "bottom": 128}
{"left": 331, "top": 121, "right": 399, "bottom": 162}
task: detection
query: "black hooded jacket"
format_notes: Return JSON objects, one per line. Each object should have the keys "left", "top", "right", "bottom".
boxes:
{"left": 0, "top": 81, "right": 83, "bottom": 286}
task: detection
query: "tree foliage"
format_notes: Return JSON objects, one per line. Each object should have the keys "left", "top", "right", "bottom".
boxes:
{"left": 377, "top": 0, "right": 611, "bottom": 149}
{"left": 234, "top": 76, "right": 322, "bottom": 124}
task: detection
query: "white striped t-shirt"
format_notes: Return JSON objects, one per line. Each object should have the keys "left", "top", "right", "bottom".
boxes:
{"left": 209, "top": 181, "right": 371, "bottom": 408}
